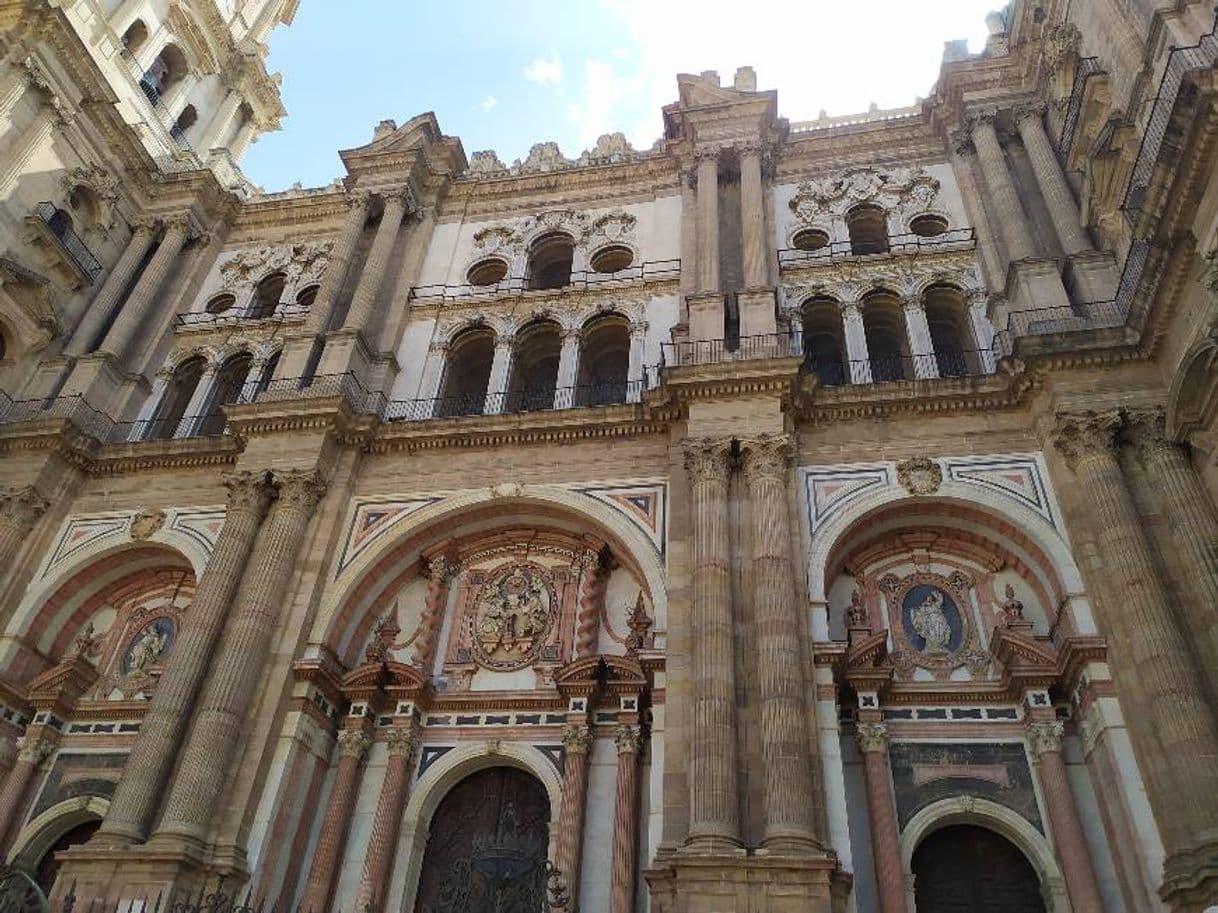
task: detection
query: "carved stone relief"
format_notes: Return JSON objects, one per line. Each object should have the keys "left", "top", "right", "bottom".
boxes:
{"left": 788, "top": 166, "right": 941, "bottom": 224}
{"left": 879, "top": 570, "right": 989, "bottom": 680}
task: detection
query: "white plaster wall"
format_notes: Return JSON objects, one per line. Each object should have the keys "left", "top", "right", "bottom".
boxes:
{"left": 578, "top": 736, "right": 619, "bottom": 913}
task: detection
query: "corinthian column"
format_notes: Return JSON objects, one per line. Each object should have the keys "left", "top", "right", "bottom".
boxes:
{"left": 409, "top": 554, "right": 452, "bottom": 676}
{"left": 855, "top": 722, "right": 906, "bottom": 913}
{"left": 1015, "top": 106, "right": 1092, "bottom": 257}
{"left": 343, "top": 189, "right": 411, "bottom": 339}
{"left": 0, "top": 100, "right": 63, "bottom": 195}
{"left": 574, "top": 548, "right": 606, "bottom": 659}
{"left": 96, "top": 471, "right": 274, "bottom": 845}
{"left": 0, "top": 736, "right": 54, "bottom": 851}
{"left": 307, "top": 190, "right": 371, "bottom": 335}
{"left": 554, "top": 722, "right": 594, "bottom": 895}
{"left": 681, "top": 438, "right": 740, "bottom": 850}
{"left": 354, "top": 728, "right": 419, "bottom": 912}
{"left": 302, "top": 728, "right": 372, "bottom": 913}
{"left": 694, "top": 151, "right": 720, "bottom": 294}
{"left": 99, "top": 214, "right": 192, "bottom": 361}
{"left": 609, "top": 724, "right": 642, "bottom": 913}
{"left": 739, "top": 143, "right": 768, "bottom": 289}
{"left": 968, "top": 112, "right": 1036, "bottom": 263}
{"left": 65, "top": 219, "right": 158, "bottom": 356}
{"left": 152, "top": 469, "right": 327, "bottom": 844}
{"left": 0, "top": 486, "right": 48, "bottom": 575}
{"left": 739, "top": 435, "right": 820, "bottom": 852}
{"left": 1052, "top": 412, "right": 1218, "bottom": 865}
{"left": 1026, "top": 721, "right": 1104, "bottom": 913}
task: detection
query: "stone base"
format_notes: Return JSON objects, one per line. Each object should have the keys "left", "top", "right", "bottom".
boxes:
{"left": 18, "top": 356, "right": 72, "bottom": 400}
{"left": 1063, "top": 249, "right": 1120, "bottom": 303}
{"left": 686, "top": 292, "right": 726, "bottom": 344}
{"left": 645, "top": 850, "right": 850, "bottom": 913}
{"left": 272, "top": 331, "right": 324, "bottom": 382}
{"left": 316, "top": 328, "right": 400, "bottom": 394}
{"left": 49, "top": 839, "right": 247, "bottom": 906}
{"left": 57, "top": 353, "right": 150, "bottom": 421}
{"left": 1160, "top": 836, "right": 1218, "bottom": 912}
{"left": 1004, "top": 257, "right": 1071, "bottom": 317}
{"left": 738, "top": 287, "right": 778, "bottom": 338}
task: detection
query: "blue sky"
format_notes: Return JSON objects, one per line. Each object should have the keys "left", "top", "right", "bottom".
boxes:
{"left": 242, "top": 1, "right": 1001, "bottom": 191}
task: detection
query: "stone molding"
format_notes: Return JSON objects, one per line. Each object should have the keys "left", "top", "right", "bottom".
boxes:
{"left": 1052, "top": 411, "right": 1122, "bottom": 468}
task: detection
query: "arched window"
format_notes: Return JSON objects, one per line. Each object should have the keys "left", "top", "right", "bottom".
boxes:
{"left": 801, "top": 296, "right": 847, "bottom": 386}
{"left": 148, "top": 357, "right": 206, "bottom": 439}
{"left": 923, "top": 284, "right": 975, "bottom": 377}
{"left": 912, "top": 825, "right": 1045, "bottom": 912}
{"left": 121, "top": 20, "right": 148, "bottom": 56}
{"left": 170, "top": 105, "right": 197, "bottom": 146}
{"left": 467, "top": 258, "right": 509, "bottom": 287}
{"left": 205, "top": 293, "right": 236, "bottom": 315}
{"left": 910, "top": 213, "right": 949, "bottom": 238}
{"left": 248, "top": 272, "right": 286, "bottom": 319}
{"left": 589, "top": 245, "right": 634, "bottom": 274}
{"left": 861, "top": 289, "right": 910, "bottom": 382}
{"left": 527, "top": 233, "right": 575, "bottom": 290}
{"left": 576, "top": 315, "right": 630, "bottom": 405}
{"left": 507, "top": 320, "right": 562, "bottom": 412}
{"left": 846, "top": 203, "right": 889, "bottom": 256}
{"left": 251, "top": 351, "right": 280, "bottom": 401}
{"left": 199, "top": 353, "right": 253, "bottom": 435}
{"left": 141, "top": 44, "right": 187, "bottom": 105}
{"left": 792, "top": 228, "right": 830, "bottom": 252}
{"left": 46, "top": 207, "right": 72, "bottom": 240}
{"left": 295, "top": 285, "right": 319, "bottom": 310}
{"left": 437, "top": 328, "right": 496, "bottom": 417}
{"left": 68, "top": 186, "right": 101, "bottom": 227}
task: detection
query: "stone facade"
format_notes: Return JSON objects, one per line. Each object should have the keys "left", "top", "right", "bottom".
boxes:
{"left": 2, "top": 1, "right": 1218, "bottom": 911}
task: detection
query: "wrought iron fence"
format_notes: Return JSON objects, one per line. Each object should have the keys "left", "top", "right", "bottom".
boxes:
{"left": 176, "top": 305, "right": 310, "bottom": 328}
{"left": 410, "top": 259, "right": 680, "bottom": 304}
{"left": 777, "top": 228, "right": 976, "bottom": 270}
{"left": 1057, "top": 57, "right": 1104, "bottom": 159}
{"left": 660, "top": 331, "right": 803, "bottom": 368}
{"left": 384, "top": 380, "right": 648, "bottom": 422}
{"left": 32, "top": 203, "right": 103, "bottom": 283}
{"left": 803, "top": 349, "right": 990, "bottom": 387}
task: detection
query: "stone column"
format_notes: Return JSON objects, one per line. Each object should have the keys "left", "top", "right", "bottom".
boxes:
{"left": 739, "top": 143, "right": 768, "bottom": 290}
{"left": 173, "top": 363, "right": 218, "bottom": 438}
{"left": 99, "top": 214, "right": 192, "bottom": 361}
{"left": 682, "top": 438, "right": 741, "bottom": 850}
{"left": 1016, "top": 106, "right": 1091, "bottom": 257}
{"left": 1052, "top": 412, "right": 1218, "bottom": 860}
{"left": 901, "top": 298, "right": 939, "bottom": 380}
{"left": 856, "top": 722, "right": 906, "bottom": 913}
{"left": 95, "top": 471, "right": 274, "bottom": 845}
{"left": 354, "top": 728, "right": 419, "bottom": 912}
{"left": 343, "top": 189, "right": 411, "bottom": 339}
{"left": 1026, "top": 721, "right": 1104, "bottom": 913}
{"left": 842, "top": 301, "right": 873, "bottom": 384}
{"left": 1124, "top": 410, "right": 1218, "bottom": 692}
{"left": 694, "top": 150, "right": 720, "bottom": 294}
{"left": 609, "top": 724, "right": 642, "bottom": 913}
{"left": 152, "top": 469, "right": 327, "bottom": 844}
{"left": 967, "top": 290, "right": 998, "bottom": 373}
{"left": 127, "top": 371, "right": 171, "bottom": 441}
{"left": 553, "top": 329, "right": 581, "bottom": 410}
{"left": 739, "top": 435, "right": 820, "bottom": 851}
{"left": 201, "top": 89, "right": 242, "bottom": 151}
{"left": 483, "top": 335, "right": 513, "bottom": 415}
{"left": 409, "top": 555, "right": 452, "bottom": 676}
{"left": 968, "top": 113, "right": 1036, "bottom": 263}
{"left": 229, "top": 121, "right": 257, "bottom": 161}
{"left": 627, "top": 321, "right": 646, "bottom": 401}
{"left": 554, "top": 722, "right": 594, "bottom": 894}
{"left": 307, "top": 190, "right": 371, "bottom": 335}
{"left": 65, "top": 219, "right": 158, "bottom": 356}
{"left": 0, "top": 486, "right": 49, "bottom": 575}
{"left": 0, "top": 737, "right": 53, "bottom": 851}
{"left": 574, "top": 548, "right": 606, "bottom": 659}
{"left": 0, "top": 102, "right": 62, "bottom": 195}
{"left": 301, "top": 728, "right": 372, "bottom": 913}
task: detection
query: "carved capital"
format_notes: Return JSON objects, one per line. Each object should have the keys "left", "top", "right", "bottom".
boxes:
{"left": 385, "top": 727, "right": 420, "bottom": 759}
{"left": 161, "top": 212, "right": 194, "bottom": 237}
{"left": 965, "top": 109, "right": 999, "bottom": 133}
{"left": 222, "top": 470, "right": 275, "bottom": 518}
{"left": 272, "top": 469, "right": 328, "bottom": 512}
{"left": 855, "top": 721, "right": 889, "bottom": 754}
{"left": 0, "top": 485, "right": 49, "bottom": 530}
{"left": 1122, "top": 408, "right": 1177, "bottom": 463}
{"left": 336, "top": 729, "right": 372, "bottom": 759}
{"left": 739, "top": 434, "right": 793, "bottom": 487}
{"left": 379, "top": 186, "right": 415, "bottom": 214}
{"left": 1013, "top": 100, "right": 1047, "bottom": 126}
{"left": 1052, "top": 411, "right": 1122, "bottom": 469}
{"left": 682, "top": 438, "right": 733, "bottom": 486}
{"left": 949, "top": 128, "right": 975, "bottom": 157}
{"left": 16, "top": 736, "right": 54, "bottom": 767}
{"left": 130, "top": 216, "right": 160, "bottom": 236}
{"left": 347, "top": 188, "right": 373, "bottom": 209}
{"left": 1026, "top": 720, "right": 1064, "bottom": 757}
{"left": 614, "top": 724, "right": 642, "bottom": 755}
{"left": 427, "top": 554, "right": 453, "bottom": 583}
{"left": 561, "top": 722, "right": 594, "bottom": 755}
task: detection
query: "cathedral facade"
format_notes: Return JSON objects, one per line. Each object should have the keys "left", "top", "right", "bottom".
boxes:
{"left": 1, "top": 0, "right": 1217, "bottom": 911}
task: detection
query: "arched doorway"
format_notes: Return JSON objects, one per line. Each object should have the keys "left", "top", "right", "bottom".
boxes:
{"left": 413, "top": 767, "right": 551, "bottom": 913}
{"left": 912, "top": 824, "right": 1045, "bottom": 912}
{"left": 34, "top": 818, "right": 100, "bottom": 892}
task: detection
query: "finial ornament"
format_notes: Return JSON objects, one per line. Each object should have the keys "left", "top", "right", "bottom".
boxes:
{"left": 625, "top": 592, "right": 654, "bottom": 656}
{"left": 1000, "top": 584, "right": 1026, "bottom": 626}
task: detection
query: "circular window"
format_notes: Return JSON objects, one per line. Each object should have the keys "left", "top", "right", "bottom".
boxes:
{"left": 910, "top": 214, "right": 949, "bottom": 238}
{"left": 792, "top": 228, "right": 830, "bottom": 252}
{"left": 467, "top": 258, "right": 509, "bottom": 287}
{"left": 590, "top": 245, "right": 634, "bottom": 274}
{"left": 205, "top": 293, "right": 236, "bottom": 314}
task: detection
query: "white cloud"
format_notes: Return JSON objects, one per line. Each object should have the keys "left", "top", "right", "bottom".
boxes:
{"left": 481, "top": 95, "right": 498, "bottom": 111}
{"left": 524, "top": 55, "right": 563, "bottom": 86}
{"left": 567, "top": 58, "right": 633, "bottom": 145}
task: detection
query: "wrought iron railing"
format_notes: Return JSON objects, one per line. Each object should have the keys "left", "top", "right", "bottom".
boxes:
{"left": 1057, "top": 57, "right": 1105, "bottom": 159}
{"left": 176, "top": 304, "right": 310, "bottom": 328}
{"left": 384, "top": 380, "right": 649, "bottom": 422}
{"left": 33, "top": 202, "right": 103, "bottom": 282}
{"left": 410, "top": 259, "right": 680, "bottom": 303}
{"left": 803, "top": 349, "right": 990, "bottom": 386}
{"left": 777, "top": 228, "right": 975, "bottom": 270}
{"left": 660, "top": 331, "right": 803, "bottom": 368}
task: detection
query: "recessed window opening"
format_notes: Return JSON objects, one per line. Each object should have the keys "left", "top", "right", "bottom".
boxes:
{"left": 576, "top": 316, "right": 630, "bottom": 405}
{"left": 295, "top": 285, "right": 319, "bottom": 309}
{"left": 792, "top": 228, "right": 830, "bottom": 252}
{"left": 589, "top": 245, "right": 634, "bottom": 274}
{"left": 205, "top": 293, "right": 236, "bottom": 315}
{"left": 801, "top": 296, "right": 847, "bottom": 386}
{"left": 527, "top": 233, "right": 575, "bottom": 290}
{"left": 199, "top": 353, "right": 253, "bottom": 435}
{"left": 910, "top": 213, "right": 950, "bottom": 238}
{"left": 437, "top": 328, "right": 496, "bottom": 417}
{"left": 861, "top": 289, "right": 910, "bottom": 382}
{"left": 846, "top": 203, "right": 889, "bottom": 255}
{"left": 149, "top": 356, "right": 206, "bottom": 440}
{"left": 121, "top": 20, "right": 148, "bottom": 55}
{"left": 507, "top": 320, "right": 562, "bottom": 411}
{"left": 248, "top": 272, "right": 286, "bottom": 319}
{"left": 924, "top": 284, "right": 974, "bottom": 377}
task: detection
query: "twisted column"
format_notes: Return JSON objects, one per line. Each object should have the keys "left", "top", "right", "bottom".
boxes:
{"left": 409, "top": 554, "right": 452, "bottom": 675}
{"left": 1026, "top": 721, "right": 1104, "bottom": 913}
{"left": 153, "top": 469, "right": 327, "bottom": 843}
{"left": 100, "top": 214, "right": 192, "bottom": 361}
{"left": 554, "top": 723, "right": 594, "bottom": 894}
{"left": 307, "top": 190, "right": 371, "bottom": 335}
{"left": 65, "top": 219, "right": 158, "bottom": 356}
{"left": 739, "top": 143, "right": 768, "bottom": 289}
{"left": 856, "top": 723, "right": 906, "bottom": 913}
{"left": 694, "top": 151, "right": 720, "bottom": 294}
{"left": 739, "top": 435, "right": 820, "bottom": 852}
{"left": 0, "top": 485, "right": 48, "bottom": 576}
{"left": 344, "top": 189, "right": 411, "bottom": 339}
{"left": 682, "top": 438, "right": 740, "bottom": 850}
{"left": 1052, "top": 412, "right": 1218, "bottom": 858}
{"left": 1016, "top": 106, "right": 1092, "bottom": 257}
{"left": 96, "top": 471, "right": 274, "bottom": 845}
{"left": 609, "top": 725, "right": 642, "bottom": 913}
{"left": 354, "top": 728, "right": 419, "bottom": 912}
{"left": 968, "top": 112, "right": 1036, "bottom": 263}
{"left": 574, "top": 549, "right": 606, "bottom": 659}
{"left": 302, "top": 729, "right": 372, "bottom": 913}
{"left": 0, "top": 736, "right": 53, "bottom": 851}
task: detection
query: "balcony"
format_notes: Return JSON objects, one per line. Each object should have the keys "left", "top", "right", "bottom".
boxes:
{"left": 24, "top": 203, "right": 103, "bottom": 288}
{"left": 410, "top": 259, "right": 680, "bottom": 305}
{"left": 176, "top": 303, "right": 311, "bottom": 329}
{"left": 778, "top": 229, "right": 975, "bottom": 271}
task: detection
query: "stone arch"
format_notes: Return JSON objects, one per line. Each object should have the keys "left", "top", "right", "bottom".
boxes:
{"left": 388, "top": 741, "right": 563, "bottom": 913}
{"left": 900, "top": 797, "right": 1071, "bottom": 912}
{"left": 7, "top": 795, "right": 108, "bottom": 871}
{"left": 1167, "top": 335, "right": 1218, "bottom": 440}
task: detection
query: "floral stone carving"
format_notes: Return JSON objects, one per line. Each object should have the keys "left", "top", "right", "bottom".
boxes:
{"left": 897, "top": 457, "right": 943, "bottom": 495}
{"left": 789, "top": 166, "right": 941, "bottom": 223}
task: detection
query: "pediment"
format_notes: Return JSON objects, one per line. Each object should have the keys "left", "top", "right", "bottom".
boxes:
{"left": 340, "top": 112, "right": 467, "bottom": 178}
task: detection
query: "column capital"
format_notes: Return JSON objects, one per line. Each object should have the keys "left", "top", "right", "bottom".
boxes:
{"left": 855, "top": 721, "right": 890, "bottom": 754}
{"left": 739, "top": 434, "right": 794, "bottom": 486}
{"left": 378, "top": 186, "right": 415, "bottom": 213}
{"left": 426, "top": 553, "right": 454, "bottom": 583}
{"left": 222, "top": 470, "right": 276, "bottom": 517}
{"left": 901, "top": 295, "right": 926, "bottom": 313}
{"left": 1121, "top": 408, "right": 1176, "bottom": 461}
{"left": 495, "top": 334, "right": 515, "bottom": 352}
{"left": 336, "top": 729, "right": 372, "bottom": 759}
{"left": 160, "top": 211, "right": 196, "bottom": 236}
{"left": 130, "top": 215, "right": 160, "bottom": 235}
{"left": 1013, "top": 100, "right": 1048, "bottom": 125}
{"left": 15, "top": 736, "right": 54, "bottom": 767}
{"left": 0, "top": 485, "right": 49, "bottom": 529}
{"left": 347, "top": 188, "right": 373, "bottom": 209}
{"left": 682, "top": 438, "right": 734, "bottom": 485}
{"left": 1052, "top": 411, "right": 1122, "bottom": 468}
{"left": 271, "top": 469, "right": 328, "bottom": 512}
{"left": 965, "top": 108, "right": 1000, "bottom": 133}
{"left": 1026, "top": 720, "right": 1064, "bottom": 757}
{"left": 562, "top": 722, "right": 594, "bottom": 755}
{"left": 614, "top": 724, "right": 642, "bottom": 756}
{"left": 384, "top": 727, "right": 419, "bottom": 760}
{"left": 692, "top": 147, "right": 721, "bottom": 166}
{"left": 949, "top": 128, "right": 975, "bottom": 157}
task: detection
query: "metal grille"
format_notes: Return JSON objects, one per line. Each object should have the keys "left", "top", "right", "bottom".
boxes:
{"left": 1057, "top": 57, "right": 1104, "bottom": 158}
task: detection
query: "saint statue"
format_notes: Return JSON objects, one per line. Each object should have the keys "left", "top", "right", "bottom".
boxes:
{"left": 127, "top": 623, "right": 167, "bottom": 674}
{"left": 911, "top": 589, "right": 952, "bottom": 654}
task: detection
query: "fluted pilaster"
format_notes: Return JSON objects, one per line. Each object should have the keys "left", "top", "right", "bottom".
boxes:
{"left": 355, "top": 728, "right": 419, "bottom": 912}
{"left": 302, "top": 728, "right": 372, "bottom": 913}
{"left": 65, "top": 219, "right": 158, "bottom": 356}
{"left": 694, "top": 151, "right": 720, "bottom": 294}
{"left": 0, "top": 736, "right": 53, "bottom": 850}
{"left": 968, "top": 112, "right": 1036, "bottom": 263}
{"left": 1016, "top": 105, "right": 1092, "bottom": 257}
{"left": 855, "top": 722, "right": 905, "bottom": 913}
{"left": 739, "top": 143, "right": 768, "bottom": 289}
{"left": 307, "top": 190, "right": 371, "bottom": 334}
{"left": 344, "top": 190, "right": 410, "bottom": 339}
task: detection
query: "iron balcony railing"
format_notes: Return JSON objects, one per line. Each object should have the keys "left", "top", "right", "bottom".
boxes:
{"left": 803, "top": 349, "right": 991, "bottom": 387}
{"left": 1057, "top": 57, "right": 1105, "bottom": 159}
{"left": 384, "top": 380, "right": 650, "bottom": 422}
{"left": 777, "top": 228, "right": 976, "bottom": 270}
{"left": 176, "top": 303, "right": 310, "bottom": 328}
{"left": 410, "top": 259, "right": 681, "bottom": 304}
{"left": 660, "top": 331, "right": 804, "bottom": 368}
{"left": 33, "top": 202, "right": 103, "bottom": 282}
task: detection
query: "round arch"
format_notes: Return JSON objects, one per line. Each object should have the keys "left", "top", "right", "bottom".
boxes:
{"left": 388, "top": 741, "right": 563, "bottom": 913}
{"left": 900, "top": 796, "right": 1071, "bottom": 912}
{"left": 7, "top": 795, "right": 108, "bottom": 869}
{"left": 1167, "top": 335, "right": 1218, "bottom": 440}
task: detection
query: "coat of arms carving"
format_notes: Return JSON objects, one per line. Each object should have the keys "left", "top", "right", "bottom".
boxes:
{"left": 469, "top": 564, "right": 556, "bottom": 671}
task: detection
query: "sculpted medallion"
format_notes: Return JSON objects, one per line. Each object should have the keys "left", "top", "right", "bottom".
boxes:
{"left": 470, "top": 563, "right": 556, "bottom": 671}
{"left": 880, "top": 570, "right": 988, "bottom": 680}
{"left": 123, "top": 616, "right": 175, "bottom": 675}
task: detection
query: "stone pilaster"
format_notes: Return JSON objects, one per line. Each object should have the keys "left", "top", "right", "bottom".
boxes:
{"left": 694, "top": 150, "right": 720, "bottom": 294}
{"left": 855, "top": 722, "right": 905, "bottom": 913}
{"left": 354, "top": 728, "right": 419, "bottom": 912}
{"left": 0, "top": 100, "right": 62, "bottom": 195}
{"left": 343, "top": 189, "right": 410, "bottom": 341}
{"left": 968, "top": 112, "right": 1036, "bottom": 263}
{"left": 307, "top": 190, "right": 371, "bottom": 335}
{"left": 409, "top": 554, "right": 452, "bottom": 675}
{"left": 555, "top": 722, "right": 594, "bottom": 896}
{"left": 609, "top": 724, "right": 642, "bottom": 913}
{"left": 574, "top": 548, "right": 606, "bottom": 659}
{"left": 842, "top": 300, "right": 872, "bottom": 384}
{"left": 900, "top": 298, "right": 938, "bottom": 380}
{"left": 739, "top": 435, "right": 821, "bottom": 853}
{"left": 65, "top": 219, "right": 158, "bottom": 356}
{"left": 0, "top": 735, "right": 54, "bottom": 851}
{"left": 152, "top": 469, "right": 327, "bottom": 844}
{"left": 0, "top": 485, "right": 49, "bottom": 575}
{"left": 95, "top": 471, "right": 274, "bottom": 845}
{"left": 302, "top": 728, "right": 372, "bottom": 913}
{"left": 1026, "top": 721, "right": 1104, "bottom": 913}
{"left": 739, "top": 143, "right": 768, "bottom": 290}
{"left": 1052, "top": 411, "right": 1218, "bottom": 888}
{"left": 681, "top": 438, "right": 741, "bottom": 851}
{"left": 1015, "top": 105, "right": 1091, "bottom": 257}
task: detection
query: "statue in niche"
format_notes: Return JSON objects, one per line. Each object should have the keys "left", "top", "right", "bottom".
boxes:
{"left": 910, "top": 589, "right": 952, "bottom": 654}
{"left": 124, "top": 618, "right": 173, "bottom": 675}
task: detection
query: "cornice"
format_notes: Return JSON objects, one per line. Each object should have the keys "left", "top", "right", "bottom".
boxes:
{"left": 797, "top": 366, "right": 1034, "bottom": 423}
{"left": 224, "top": 396, "right": 379, "bottom": 448}
{"left": 232, "top": 189, "right": 352, "bottom": 231}
{"left": 85, "top": 437, "right": 241, "bottom": 476}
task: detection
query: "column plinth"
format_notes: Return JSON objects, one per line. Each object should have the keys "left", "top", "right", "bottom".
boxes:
{"left": 355, "top": 728, "right": 419, "bottom": 912}
{"left": 856, "top": 722, "right": 906, "bottom": 913}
